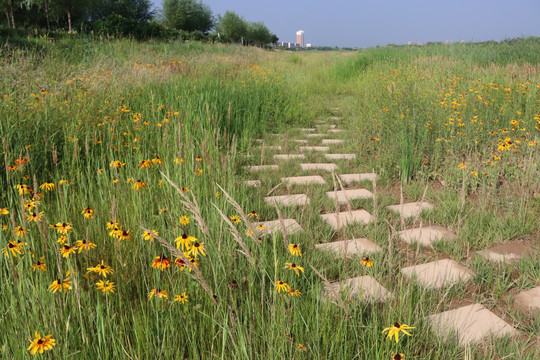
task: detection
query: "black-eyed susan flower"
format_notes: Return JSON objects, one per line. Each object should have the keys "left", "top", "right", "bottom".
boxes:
{"left": 382, "top": 322, "right": 415, "bottom": 343}
{"left": 297, "top": 343, "right": 306, "bottom": 351}
{"left": 95, "top": 280, "right": 115, "bottom": 295}
{"left": 50, "top": 222, "right": 73, "bottom": 235}
{"left": 57, "top": 236, "right": 67, "bottom": 245}
{"left": 179, "top": 216, "right": 190, "bottom": 226}
{"left": 2, "top": 241, "right": 23, "bottom": 258}
{"left": 117, "top": 230, "right": 131, "bottom": 242}
{"left": 15, "top": 183, "right": 32, "bottom": 195}
{"left": 58, "top": 179, "right": 69, "bottom": 186}
{"left": 60, "top": 244, "right": 76, "bottom": 258}
{"left": 132, "top": 180, "right": 148, "bottom": 190}
{"left": 14, "top": 226, "right": 28, "bottom": 237}
{"left": 275, "top": 280, "right": 290, "bottom": 293}
{"left": 26, "top": 211, "right": 44, "bottom": 222}
{"left": 1, "top": 207, "right": 9, "bottom": 215}
{"left": 110, "top": 160, "right": 125, "bottom": 168}
{"left": 174, "top": 292, "right": 189, "bottom": 304}
{"left": 229, "top": 215, "right": 241, "bottom": 224}
{"left": 362, "top": 257, "right": 374, "bottom": 268}
{"left": 75, "top": 239, "right": 96, "bottom": 253}
{"left": 195, "top": 169, "right": 203, "bottom": 176}
{"left": 33, "top": 257, "right": 47, "bottom": 271}
{"left": 175, "top": 233, "right": 197, "bottom": 251}
{"left": 196, "top": 156, "right": 202, "bottom": 162}
{"left": 139, "top": 160, "right": 153, "bottom": 168}
{"left": 288, "top": 243, "right": 302, "bottom": 256}
{"left": 141, "top": 229, "right": 158, "bottom": 241}
{"left": 1, "top": 225, "right": 7, "bottom": 231}
{"left": 48, "top": 277, "right": 72, "bottom": 293}
{"left": 188, "top": 241, "right": 206, "bottom": 258}
{"left": 81, "top": 207, "right": 94, "bottom": 219}
{"left": 152, "top": 157, "right": 163, "bottom": 165}
{"left": 106, "top": 221, "right": 118, "bottom": 230}
{"left": 256, "top": 225, "right": 265, "bottom": 231}
{"left": 287, "top": 288, "right": 302, "bottom": 297}
{"left": 284, "top": 263, "right": 305, "bottom": 276}
{"left": 27, "top": 331, "right": 56, "bottom": 355}
{"left": 148, "top": 288, "right": 168, "bottom": 300}
{"left": 215, "top": 191, "right": 220, "bottom": 199}
{"left": 151, "top": 256, "right": 172, "bottom": 271}
{"left": 247, "top": 211, "right": 259, "bottom": 219}
{"left": 14, "top": 157, "right": 28, "bottom": 165}
{"left": 391, "top": 354, "right": 405, "bottom": 360}
{"left": 39, "top": 182, "right": 55, "bottom": 192}
{"left": 88, "top": 260, "right": 114, "bottom": 277}
{"left": 181, "top": 187, "right": 189, "bottom": 192}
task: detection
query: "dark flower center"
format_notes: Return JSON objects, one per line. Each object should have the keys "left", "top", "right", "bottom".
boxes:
{"left": 291, "top": 263, "right": 296, "bottom": 268}
{"left": 8, "top": 243, "right": 14, "bottom": 248}
{"left": 193, "top": 243, "right": 200, "bottom": 248}
{"left": 182, "top": 234, "right": 188, "bottom": 239}
{"left": 100, "top": 265, "right": 105, "bottom": 269}
{"left": 394, "top": 322, "right": 401, "bottom": 328}
{"left": 64, "top": 245, "right": 70, "bottom": 250}
{"left": 37, "top": 339, "right": 43, "bottom": 345}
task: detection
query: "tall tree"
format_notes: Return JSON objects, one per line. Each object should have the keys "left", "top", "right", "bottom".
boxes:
{"left": 246, "top": 21, "right": 276, "bottom": 47}
{"left": 162, "top": 0, "right": 213, "bottom": 33}
{"left": 216, "top": 11, "right": 247, "bottom": 43}
{"left": 88, "top": 0, "right": 154, "bottom": 22}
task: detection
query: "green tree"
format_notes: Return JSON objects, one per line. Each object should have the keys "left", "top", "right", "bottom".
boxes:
{"left": 89, "top": 0, "right": 154, "bottom": 22}
{"left": 216, "top": 10, "right": 247, "bottom": 43}
{"left": 162, "top": 0, "right": 213, "bottom": 33}
{"left": 246, "top": 21, "right": 276, "bottom": 47}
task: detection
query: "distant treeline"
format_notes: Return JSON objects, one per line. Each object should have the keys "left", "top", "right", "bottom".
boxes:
{"left": 0, "top": 0, "right": 278, "bottom": 46}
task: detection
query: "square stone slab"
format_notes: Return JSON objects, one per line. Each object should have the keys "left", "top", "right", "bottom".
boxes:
{"left": 387, "top": 201, "right": 433, "bottom": 219}
{"left": 263, "top": 194, "right": 310, "bottom": 207}
{"left": 428, "top": 303, "right": 518, "bottom": 346}
{"left": 326, "top": 189, "right": 374, "bottom": 205}
{"left": 514, "top": 286, "right": 540, "bottom": 314}
{"left": 324, "top": 153, "right": 356, "bottom": 160}
{"left": 401, "top": 259, "right": 473, "bottom": 289}
{"left": 322, "top": 139, "right": 345, "bottom": 145}
{"left": 273, "top": 154, "right": 306, "bottom": 161}
{"left": 257, "top": 219, "right": 303, "bottom": 236}
{"left": 281, "top": 175, "right": 326, "bottom": 185}
{"left": 339, "top": 173, "right": 377, "bottom": 185}
{"left": 305, "top": 133, "right": 325, "bottom": 138}
{"left": 245, "top": 180, "right": 261, "bottom": 187}
{"left": 399, "top": 226, "right": 456, "bottom": 246}
{"left": 476, "top": 241, "right": 534, "bottom": 263}
{"left": 300, "top": 163, "right": 338, "bottom": 172}
{"left": 299, "top": 146, "right": 330, "bottom": 152}
{"left": 325, "top": 276, "right": 393, "bottom": 303}
{"left": 328, "top": 129, "right": 344, "bottom": 134}
{"left": 245, "top": 165, "right": 279, "bottom": 172}
{"left": 320, "top": 210, "right": 374, "bottom": 230}
{"left": 315, "top": 238, "right": 382, "bottom": 258}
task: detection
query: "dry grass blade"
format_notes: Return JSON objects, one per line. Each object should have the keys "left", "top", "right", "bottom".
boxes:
{"left": 412, "top": 183, "right": 429, "bottom": 226}
{"left": 161, "top": 171, "right": 210, "bottom": 238}
{"left": 384, "top": 219, "right": 398, "bottom": 274}
{"left": 310, "top": 265, "right": 348, "bottom": 312}
{"left": 266, "top": 181, "right": 283, "bottom": 197}
{"left": 212, "top": 203, "right": 255, "bottom": 266}
{"left": 273, "top": 200, "right": 289, "bottom": 248}
{"left": 141, "top": 226, "right": 216, "bottom": 305}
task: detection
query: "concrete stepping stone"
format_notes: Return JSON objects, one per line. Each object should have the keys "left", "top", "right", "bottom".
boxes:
{"left": 320, "top": 210, "right": 374, "bottom": 230}
{"left": 318, "top": 124, "right": 337, "bottom": 129}
{"left": 292, "top": 139, "right": 308, "bottom": 144}
{"left": 300, "top": 163, "right": 338, "bottom": 172}
{"left": 326, "top": 189, "right": 373, "bottom": 205}
{"left": 328, "top": 129, "right": 344, "bottom": 134}
{"left": 281, "top": 175, "right": 326, "bottom": 185}
{"left": 245, "top": 165, "right": 279, "bottom": 172}
{"left": 305, "top": 133, "right": 325, "bottom": 138}
{"left": 428, "top": 303, "right": 518, "bottom": 346}
{"left": 273, "top": 154, "right": 306, "bottom": 161}
{"left": 315, "top": 238, "right": 381, "bottom": 258}
{"left": 297, "top": 128, "right": 316, "bottom": 132}
{"left": 399, "top": 226, "right": 456, "bottom": 246}
{"left": 255, "top": 139, "right": 263, "bottom": 143}
{"left": 401, "top": 259, "right": 473, "bottom": 289}
{"left": 387, "top": 201, "right": 433, "bottom": 219}
{"left": 329, "top": 116, "right": 341, "bottom": 120}
{"left": 245, "top": 180, "right": 261, "bottom": 187}
{"left": 476, "top": 241, "right": 534, "bottom": 263}
{"left": 322, "top": 139, "right": 345, "bottom": 145}
{"left": 514, "top": 286, "right": 540, "bottom": 314}
{"left": 299, "top": 146, "right": 330, "bottom": 152}
{"left": 339, "top": 173, "right": 377, "bottom": 185}
{"left": 325, "top": 275, "right": 393, "bottom": 303}
{"left": 324, "top": 153, "right": 356, "bottom": 160}
{"left": 257, "top": 219, "right": 303, "bottom": 236}
{"left": 263, "top": 194, "right": 309, "bottom": 207}
{"left": 257, "top": 145, "right": 282, "bottom": 151}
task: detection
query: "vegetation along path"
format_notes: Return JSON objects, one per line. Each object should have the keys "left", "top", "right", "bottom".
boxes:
{"left": 1, "top": 38, "right": 540, "bottom": 358}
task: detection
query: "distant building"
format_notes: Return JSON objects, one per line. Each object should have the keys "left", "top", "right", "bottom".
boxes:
{"left": 306, "top": 43, "right": 312, "bottom": 48}
{"left": 407, "top": 41, "right": 425, "bottom": 45}
{"left": 296, "top": 30, "right": 304, "bottom": 47}
{"left": 276, "top": 41, "right": 301, "bottom": 48}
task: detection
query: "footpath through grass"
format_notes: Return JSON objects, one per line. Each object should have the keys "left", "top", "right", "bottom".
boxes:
{"left": 1, "top": 37, "right": 539, "bottom": 359}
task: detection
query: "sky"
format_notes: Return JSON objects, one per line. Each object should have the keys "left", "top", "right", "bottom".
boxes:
{"left": 151, "top": 0, "right": 540, "bottom": 48}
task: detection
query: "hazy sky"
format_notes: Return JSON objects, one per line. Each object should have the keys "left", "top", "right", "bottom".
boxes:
{"left": 151, "top": 0, "right": 540, "bottom": 47}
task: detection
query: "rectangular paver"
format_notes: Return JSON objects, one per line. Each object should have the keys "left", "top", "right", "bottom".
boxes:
{"left": 325, "top": 276, "right": 393, "bottom": 303}
{"left": 257, "top": 145, "right": 282, "bottom": 150}
{"left": 428, "top": 304, "right": 518, "bottom": 346}
{"left": 273, "top": 154, "right": 306, "bottom": 161}
{"left": 299, "top": 146, "right": 330, "bottom": 152}
{"left": 300, "top": 163, "right": 338, "bottom": 172}
{"left": 326, "top": 189, "right": 374, "bottom": 205}
{"left": 401, "top": 259, "right": 473, "bottom": 289}
{"left": 476, "top": 241, "right": 534, "bottom": 263}
{"left": 399, "top": 226, "right": 456, "bottom": 246}
{"left": 305, "top": 133, "right": 325, "bottom": 138}
{"left": 328, "top": 129, "right": 344, "bottom": 134}
{"left": 244, "top": 180, "right": 261, "bottom": 187}
{"left": 281, "top": 175, "right": 326, "bottom": 185}
{"left": 315, "top": 238, "right": 381, "bottom": 258}
{"left": 320, "top": 210, "right": 374, "bottom": 230}
{"left": 339, "top": 173, "right": 377, "bottom": 185}
{"left": 263, "top": 194, "right": 309, "bottom": 207}
{"left": 387, "top": 201, "right": 433, "bottom": 219}
{"left": 245, "top": 165, "right": 279, "bottom": 172}
{"left": 322, "top": 139, "right": 345, "bottom": 145}
{"left": 257, "top": 219, "right": 303, "bottom": 236}
{"left": 324, "top": 153, "right": 356, "bottom": 160}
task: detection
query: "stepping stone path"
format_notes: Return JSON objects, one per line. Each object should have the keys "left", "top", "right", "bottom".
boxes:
{"left": 273, "top": 154, "right": 306, "bottom": 161}
{"left": 244, "top": 180, "right": 261, "bottom": 187}
{"left": 401, "top": 259, "right": 473, "bottom": 289}
{"left": 297, "top": 128, "right": 316, "bottom": 132}
{"left": 514, "top": 286, "right": 540, "bottom": 314}
{"left": 328, "top": 129, "right": 344, "bottom": 134}
{"left": 428, "top": 303, "right": 518, "bottom": 346}
{"left": 258, "top": 145, "right": 282, "bottom": 150}
{"left": 257, "top": 219, "right": 303, "bottom": 236}
{"left": 322, "top": 139, "right": 345, "bottom": 145}
{"left": 326, "top": 189, "right": 373, "bottom": 205}
{"left": 339, "top": 173, "right": 376, "bottom": 185}
{"left": 324, "top": 153, "right": 356, "bottom": 160}
{"left": 300, "top": 163, "right": 338, "bottom": 172}
{"left": 246, "top": 165, "right": 279, "bottom": 172}
{"left": 292, "top": 139, "right": 308, "bottom": 144}
{"left": 263, "top": 194, "right": 309, "bottom": 207}
{"left": 399, "top": 226, "right": 456, "bottom": 246}
{"left": 305, "top": 133, "right": 325, "bottom": 138}
{"left": 476, "top": 241, "right": 534, "bottom": 263}
{"left": 281, "top": 175, "right": 326, "bottom": 185}
{"left": 325, "top": 276, "right": 393, "bottom": 303}
{"left": 387, "top": 201, "right": 433, "bottom": 219}
{"left": 299, "top": 146, "right": 330, "bottom": 152}
{"left": 315, "top": 238, "right": 381, "bottom": 258}
{"left": 321, "top": 210, "right": 374, "bottom": 230}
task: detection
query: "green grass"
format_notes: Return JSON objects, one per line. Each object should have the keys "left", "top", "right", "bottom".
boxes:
{"left": 1, "top": 37, "right": 539, "bottom": 359}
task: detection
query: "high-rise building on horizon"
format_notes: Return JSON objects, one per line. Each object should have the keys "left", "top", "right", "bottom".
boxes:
{"left": 296, "top": 30, "right": 304, "bottom": 47}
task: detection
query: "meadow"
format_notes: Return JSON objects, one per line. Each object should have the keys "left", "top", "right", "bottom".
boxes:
{"left": 0, "top": 37, "right": 539, "bottom": 359}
